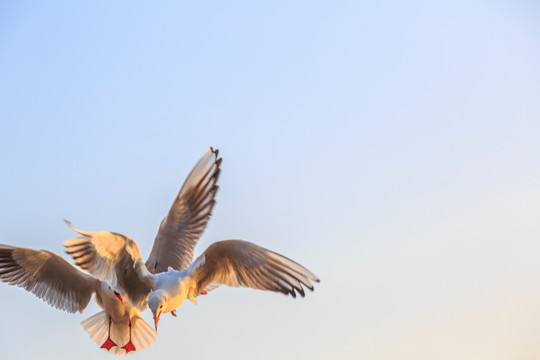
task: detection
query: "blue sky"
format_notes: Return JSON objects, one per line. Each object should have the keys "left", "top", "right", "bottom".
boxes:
{"left": 0, "top": 1, "right": 539, "bottom": 359}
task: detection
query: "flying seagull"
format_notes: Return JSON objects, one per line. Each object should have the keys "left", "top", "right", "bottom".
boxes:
{"left": 63, "top": 147, "right": 319, "bottom": 331}
{"left": 0, "top": 244, "right": 157, "bottom": 355}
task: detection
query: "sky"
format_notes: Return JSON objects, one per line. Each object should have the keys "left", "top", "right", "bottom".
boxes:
{"left": 0, "top": 1, "right": 539, "bottom": 359}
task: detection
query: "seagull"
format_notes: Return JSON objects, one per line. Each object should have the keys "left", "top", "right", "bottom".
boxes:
{"left": 63, "top": 147, "right": 319, "bottom": 331}
{"left": 0, "top": 244, "right": 157, "bottom": 355}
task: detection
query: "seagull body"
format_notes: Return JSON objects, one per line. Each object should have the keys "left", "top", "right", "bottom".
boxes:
{"left": 0, "top": 245, "right": 157, "bottom": 355}
{"left": 145, "top": 269, "right": 190, "bottom": 325}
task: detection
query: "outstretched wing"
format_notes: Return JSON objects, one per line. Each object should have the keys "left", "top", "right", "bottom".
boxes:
{"left": 187, "top": 240, "right": 319, "bottom": 298}
{"left": 0, "top": 244, "right": 99, "bottom": 313}
{"left": 146, "top": 147, "right": 222, "bottom": 273}
{"left": 63, "top": 222, "right": 152, "bottom": 310}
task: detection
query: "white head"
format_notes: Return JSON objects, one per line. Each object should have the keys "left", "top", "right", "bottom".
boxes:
{"left": 148, "top": 290, "right": 167, "bottom": 330}
{"left": 100, "top": 281, "right": 124, "bottom": 303}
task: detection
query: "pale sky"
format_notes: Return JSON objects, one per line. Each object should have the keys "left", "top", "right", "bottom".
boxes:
{"left": 1, "top": 1, "right": 540, "bottom": 359}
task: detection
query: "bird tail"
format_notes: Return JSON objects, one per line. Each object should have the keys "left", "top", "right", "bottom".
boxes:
{"left": 81, "top": 311, "right": 110, "bottom": 350}
{"left": 81, "top": 311, "right": 158, "bottom": 355}
{"left": 124, "top": 314, "right": 159, "bottom": 353}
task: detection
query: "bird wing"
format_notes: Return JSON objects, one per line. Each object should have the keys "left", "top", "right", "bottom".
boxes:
{"left": 187, "top": 240, "right": 319, "bottom": 298}
{"left": 63, "top": 222, "right": 152, "bottom": 310}
{"left": 0, "top": 244, "right": 100, "bottom": 313}
{"left": 145, "top": 147, "right": 222, "bottom": 274}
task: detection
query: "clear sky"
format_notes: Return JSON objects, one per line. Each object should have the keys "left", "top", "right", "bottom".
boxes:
{"left": 0, "top": 1, "right": 539, "bottom": 359}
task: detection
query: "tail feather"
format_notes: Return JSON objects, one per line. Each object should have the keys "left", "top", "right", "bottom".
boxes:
{"left": 130, "top": 315, "right": 158, "bottom": 351}
{"left": 81, "top": 311, "right": 109, "bottom": 350}
{"left": 81, "top": 311, "right": 158, "bottom": 355}
{"left": 110, "top": 319, "right": 130, "bottom": 355}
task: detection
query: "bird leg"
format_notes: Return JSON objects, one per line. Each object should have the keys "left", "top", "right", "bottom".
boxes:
{"left": 122, "top": 319, "right": 136, "bottom": 353}
{"left": 171, "top": 309, "right": 177, "bottom": 317}
{"left": 100, "top": 317, "right": 117, "bottom": 351}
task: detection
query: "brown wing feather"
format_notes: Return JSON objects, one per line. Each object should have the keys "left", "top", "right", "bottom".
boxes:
{"left": 189, "top": 240, "right": 319, "bottom": 298}
{"left": 63, "top": 228, "right": 152, "bottom": 310}
{"left": 0, "top": 244, "right": 99, "bottom": 313}
{"left": 146, "top": 147, "right": 222, "bottom": 273}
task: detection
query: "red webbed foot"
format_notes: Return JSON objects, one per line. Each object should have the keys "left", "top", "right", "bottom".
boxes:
{"left": 201, "top": 290, "right": 208, "bottom": 295}
{"left": 101, "top": 337, "right": 117, "bottom": 351}
{"left": 122, "top": 340, "right": 136, "bottom": 353}
{"left": 171, "top": 309, "right": 177, "bottom": 317}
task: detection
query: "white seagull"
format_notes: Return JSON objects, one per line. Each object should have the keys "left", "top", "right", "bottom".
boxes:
{"left": 0, "top": 244, "right": 157, "bottom": 355}
{"left": 63, "top": 147, "right": 319, "bottom": 331}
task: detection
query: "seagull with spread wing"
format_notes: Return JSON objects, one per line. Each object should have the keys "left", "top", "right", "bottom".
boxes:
{"left": 63, "top": 147, "right": 319, "bottom": 332}
{"left": 0, "top": 244, "right": 157, "bottom": 355}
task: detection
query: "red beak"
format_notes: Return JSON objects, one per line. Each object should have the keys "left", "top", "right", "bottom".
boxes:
{"left": 114, "top": 291, "right": 124, "bottom": 303}
{"left": 154, "top": 311, "right": 161, "bottom": 331}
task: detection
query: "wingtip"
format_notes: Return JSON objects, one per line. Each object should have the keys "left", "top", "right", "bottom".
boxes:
{"left": 63, "top": 220, "right": 94, "bottom": 237}
{"left": 210, "top": 147, "right": 222, "bottom": 164}
{"left": 63, "top": 219, "right": 79, "bottom": 233}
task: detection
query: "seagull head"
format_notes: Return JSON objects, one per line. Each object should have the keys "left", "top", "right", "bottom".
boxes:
{"left": 148, "top": 290, "right": 167, "bottom": 330}
{"left": 101, "top": 282, "right": 124, "bottom": 303}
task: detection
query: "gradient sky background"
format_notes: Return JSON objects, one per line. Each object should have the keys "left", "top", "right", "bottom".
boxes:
{"left": 1, "top": 1, "right": 540, "bottom": 359}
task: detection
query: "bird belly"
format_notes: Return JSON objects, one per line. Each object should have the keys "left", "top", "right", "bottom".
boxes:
{"left": 166, "top": 280, "right": 189, "bottom": 312}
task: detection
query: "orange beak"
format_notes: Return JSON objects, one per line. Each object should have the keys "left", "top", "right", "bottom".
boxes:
{"left": 154, "top": 310, "right": 161, "bottom": 331}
